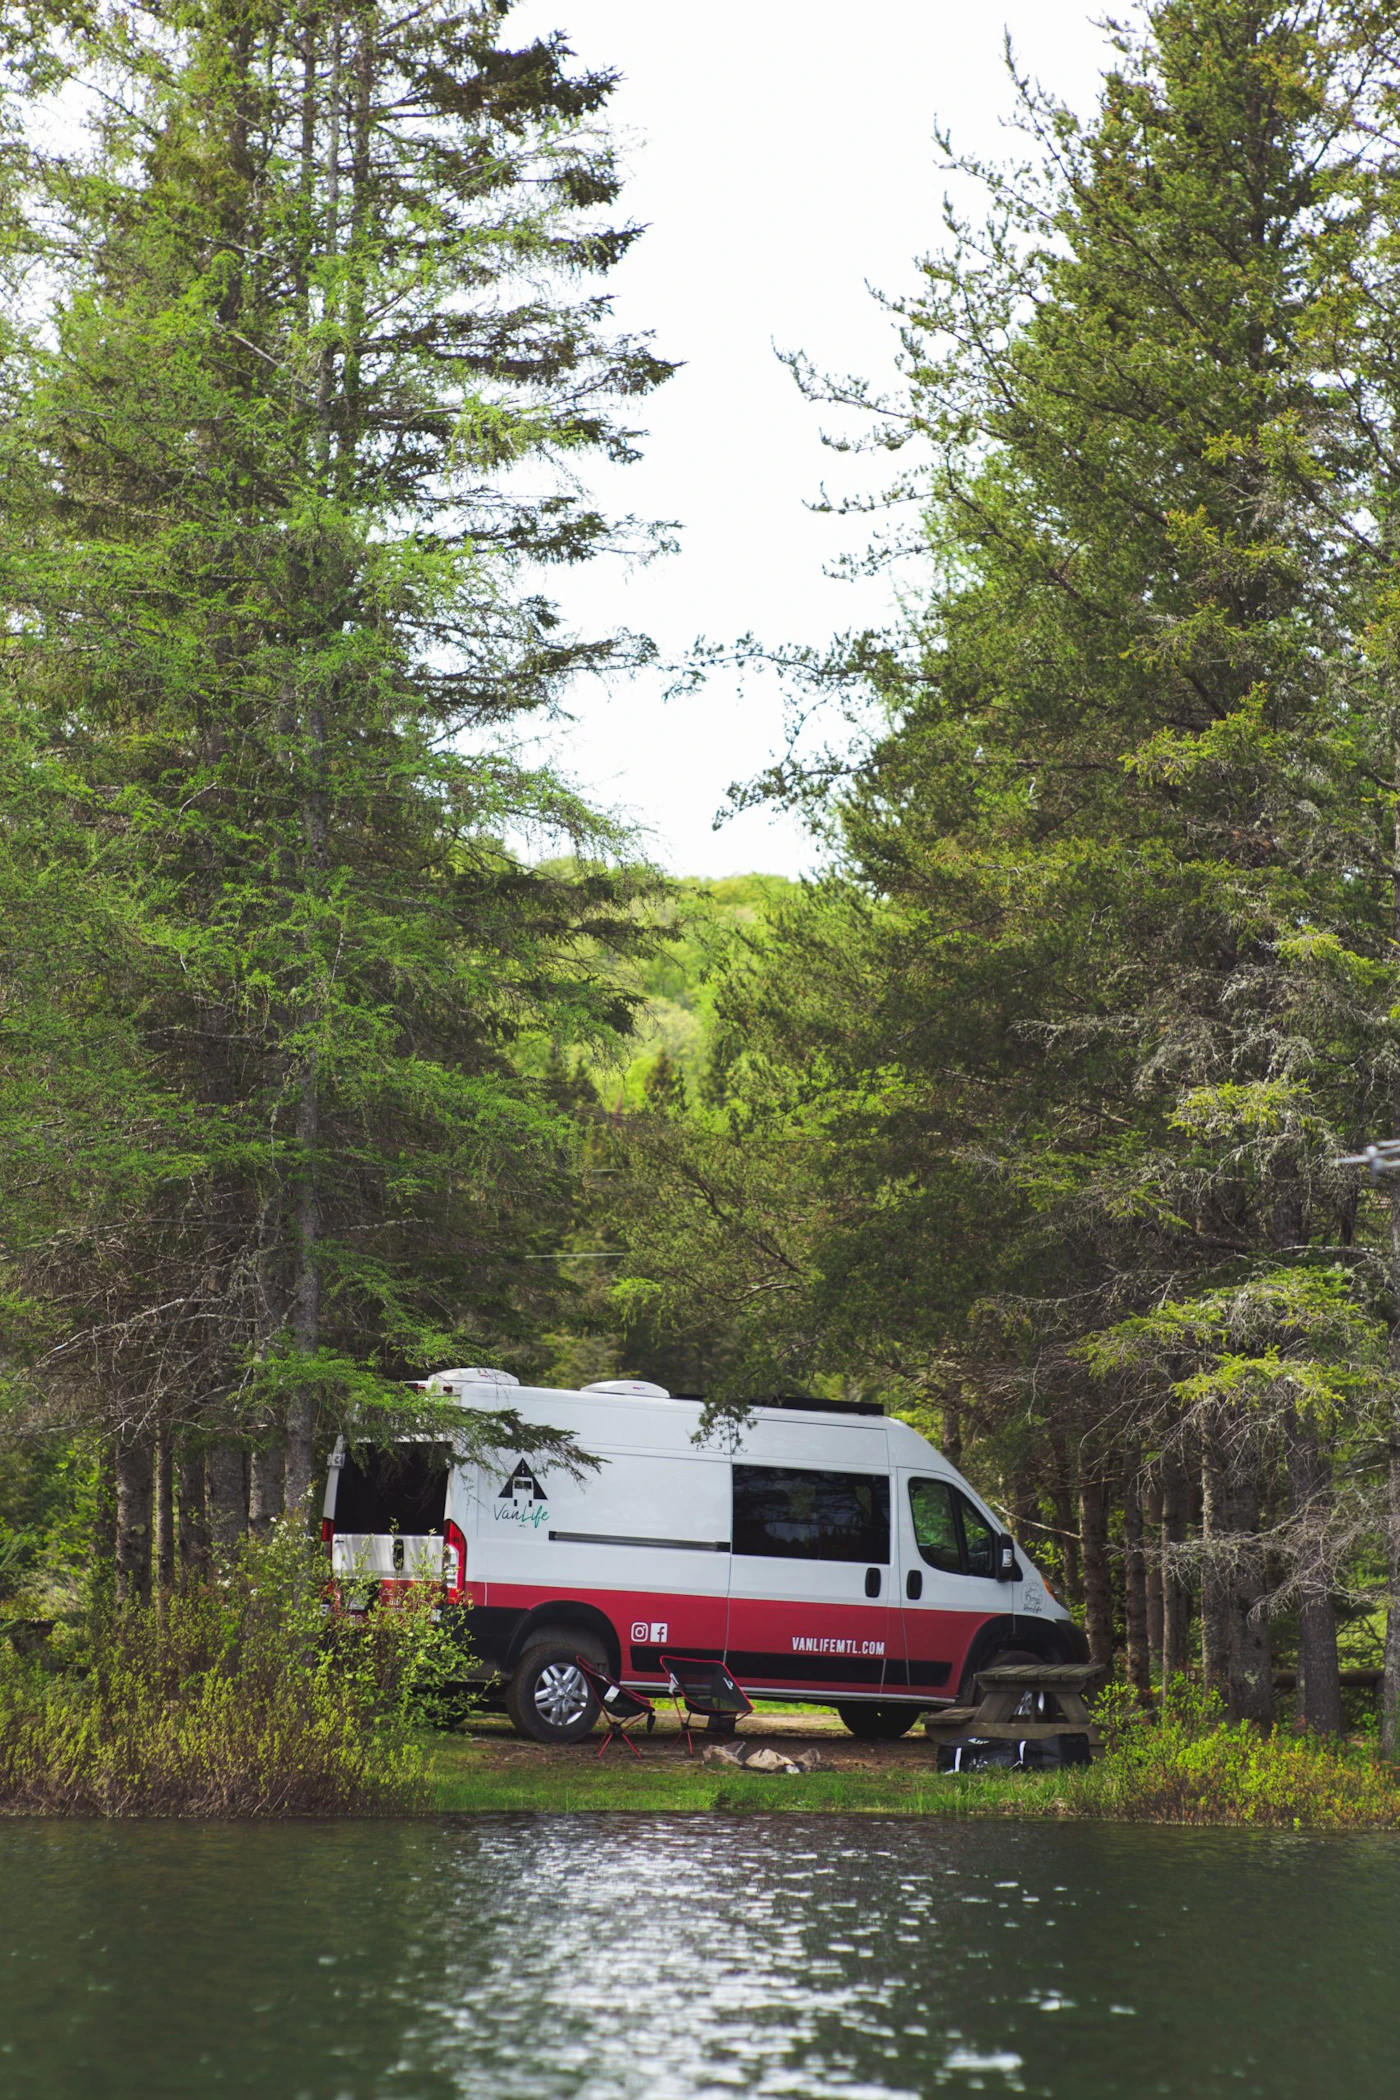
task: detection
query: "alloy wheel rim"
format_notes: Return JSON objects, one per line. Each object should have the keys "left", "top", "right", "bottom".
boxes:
{"left": 534, "top": 1662, "right": 591, "bottom": 1728}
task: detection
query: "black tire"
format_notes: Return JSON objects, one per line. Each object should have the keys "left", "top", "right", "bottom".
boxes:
{"left": 835, "top": 1702, "right": 922, "bottom": 1741}
{"left": 506, "top": 1636, "right": 605, "bottom": 1744}
{"left": 960, "top": 1646, "right": 1044, "bottom": 1717}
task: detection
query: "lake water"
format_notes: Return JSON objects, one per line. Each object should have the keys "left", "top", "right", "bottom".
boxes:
{"left": 0, "top": 1814, "right": 1394, "bottom": 2098}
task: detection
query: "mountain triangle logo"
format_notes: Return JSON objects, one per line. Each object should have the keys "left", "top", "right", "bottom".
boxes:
{"left": 498, "top": 1459, "right": 546, "bottom": 1502}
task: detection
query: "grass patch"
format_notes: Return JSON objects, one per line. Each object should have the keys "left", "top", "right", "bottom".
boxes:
{"left": 423, "top": 1736, "right": 1038, "bottom": 1816}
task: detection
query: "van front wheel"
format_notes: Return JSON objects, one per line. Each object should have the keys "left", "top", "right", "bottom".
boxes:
{"left": 835, "top": 1702, "right": 921, "bottom": 1741}
{"left": 506, "top": 1637, "right": 604, "bottom": 1744}
{"left": 960, "top": 1647, "right": 1044, "bottom": 1717}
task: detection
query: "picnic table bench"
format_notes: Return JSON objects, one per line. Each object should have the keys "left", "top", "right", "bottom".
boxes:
{"left": 922, "top": 1662, "right": 1105, "bottom": 1751}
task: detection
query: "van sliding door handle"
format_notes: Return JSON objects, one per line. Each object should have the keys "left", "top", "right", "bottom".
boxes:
{"left": 864, "top": 1567, "right": 881, "bottom": 1599}
{"left": 906, "top": 1569, "right": 922, "bottom": 1601}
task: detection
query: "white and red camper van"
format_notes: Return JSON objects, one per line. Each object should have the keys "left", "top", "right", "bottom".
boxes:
{"left": 321, "top": 1369, "right": 1085, "bottom": 1743}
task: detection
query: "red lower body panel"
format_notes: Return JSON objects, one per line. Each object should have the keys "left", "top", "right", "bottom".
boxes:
{"left": 482, "top": 1580, "right": 998, "bottom": 1702}
{"left": 893, "top": 1609, "right": 989, "bottom": 1701}
{"left": 724, "top": 1592, "right": 894, "bottom": 1696}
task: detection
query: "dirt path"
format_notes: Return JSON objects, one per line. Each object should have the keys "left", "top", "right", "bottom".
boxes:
{"left": 457, "top": 1707, "right": 950, "bottom": 1775}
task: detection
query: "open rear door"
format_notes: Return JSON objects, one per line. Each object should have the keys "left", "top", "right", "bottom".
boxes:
{"left": 328, "top": 1442, "right": 452, "bottom": 1586}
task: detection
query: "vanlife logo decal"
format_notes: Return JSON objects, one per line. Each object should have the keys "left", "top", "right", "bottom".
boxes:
{"left": 494, "top": 1459, "right": 549, "bottom": 1531}
{"left": 791, "top": 1635, "right": 886, "bottom": 1657}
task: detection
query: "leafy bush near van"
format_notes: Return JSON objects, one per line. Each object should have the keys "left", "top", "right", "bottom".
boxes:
{"left": 0, "top": 1524, "right": 462, "bottom": 1816}
{"left": 1056, "top": 1682, "right": 1400, "bottom": 1829}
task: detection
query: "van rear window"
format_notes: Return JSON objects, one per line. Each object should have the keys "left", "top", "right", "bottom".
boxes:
{"left": 333, "top": 1444, "right": 450, "bottom": 1534}
{"left": 732, "top": 1464, "right": 890, "bottom": 1563}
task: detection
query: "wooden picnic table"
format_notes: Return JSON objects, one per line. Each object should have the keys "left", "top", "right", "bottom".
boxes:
{"left": 922, "top": 1662, "right": 1106, "bottom": 1750}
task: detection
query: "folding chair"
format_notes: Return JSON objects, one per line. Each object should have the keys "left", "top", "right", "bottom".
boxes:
{"left": 574, "top": 1654, "right": 657, "bottom": 1759}
{"left": 661, "top": 1654, "right": 753, "bottom": 1756}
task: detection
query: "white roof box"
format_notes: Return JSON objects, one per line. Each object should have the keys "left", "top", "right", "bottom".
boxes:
{"left": 582, "top": 1378, "right": 671, "bottom": 1399}
{"left": 427, "top": 1366, "right": 520, "bottom": 1394}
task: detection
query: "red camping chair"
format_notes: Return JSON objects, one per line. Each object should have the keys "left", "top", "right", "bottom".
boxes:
{"left": 574, "top": 1655, "right": 657, "bottom": 1759}
{"left": 661, "top": 1654, "right": 754, "bottom": 1756}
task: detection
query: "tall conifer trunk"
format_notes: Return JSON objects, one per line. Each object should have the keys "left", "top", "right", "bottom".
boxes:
{"left": 114, "top": 1435, "right": 154, "bottom": 1605}
{"left": 154, "top": 1431, "right": 175, "bottom": 1595}
{"left": 1050, "top": 1440, "right": 1081, "bottom": 1606}
{"left": 1122, "top": 1450, "right": 1150, "bottom": 1697}
{"left": 1290, "top": 1423, "right": 1342, "bottom": 1734}
{"left": 282, "top": 17, "right": 338, "bottom": 1518}
{"left": 1226, "top": 1435, "right": 1273, "bottom": 1725}
{"left": 1162, "top": 1452, "right": 1191, "bottom": 1682}
{"left": 1078, "top": 1469, "right": 1114, "bottom": 1666}
{"left": 95, "top": 1445, "right": 117, "bottom": 1573}
{"left": 177, "top": 1446, "right": 210, "bottom": 1581}
{"left": 1200, "top": 1429, "right": 1232, "bottom": 1701}
{"left": 249, "top": 1442, "right": 286, "bottom": 1533}
{"left": 1145, "top": 1475, "right": 1165, "bottom": 1686}
{"left": 1385, "top": 731, "right": 1400, "bottom": 1756}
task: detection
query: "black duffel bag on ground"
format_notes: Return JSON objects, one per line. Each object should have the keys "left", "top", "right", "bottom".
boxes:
{"left": 936, "top": 1733, "right": 1092, "bottom": 1773}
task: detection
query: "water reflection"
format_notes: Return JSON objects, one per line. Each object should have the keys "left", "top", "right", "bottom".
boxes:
{"left": 0, "top": 1815, "right": 1397, "bottom": 2098}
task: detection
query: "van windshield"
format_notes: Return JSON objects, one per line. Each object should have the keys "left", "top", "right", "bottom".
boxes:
{"left": 333, "top": 1444, "right": 450, "bottom": 1533}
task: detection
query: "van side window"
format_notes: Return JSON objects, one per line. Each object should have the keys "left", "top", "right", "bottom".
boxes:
{"left": 956, "top": 1490, "right": 996, "bottom": 1578}
{"left": 733, "top": 1465, "right": 890, "bottom": 1564}
{"left": 908, "top": 1479, "right": 999, "bottom": 1578}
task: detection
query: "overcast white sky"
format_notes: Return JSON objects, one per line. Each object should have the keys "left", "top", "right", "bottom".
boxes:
{"left": 506, "top": 0, "right": 1118, "bottom": 876}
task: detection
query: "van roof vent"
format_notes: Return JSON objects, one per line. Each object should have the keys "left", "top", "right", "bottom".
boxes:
{"left": 582, "top": 1378, "right": 671, "bottom": 1400}
{"left": 427, "top": 1366, "right": 520, "bottom": 1393}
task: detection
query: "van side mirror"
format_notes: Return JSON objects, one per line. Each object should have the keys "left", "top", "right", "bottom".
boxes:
{"left": 996, "top": 1535, "right": 1019, "bottom": 1583}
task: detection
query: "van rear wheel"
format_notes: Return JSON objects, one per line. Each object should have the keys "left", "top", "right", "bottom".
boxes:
{"left": 835, "top": 1702, "right": 921, "bottom": 1741}
{"left": 506, "top": 1637, "right": 605, "bottom": 1744}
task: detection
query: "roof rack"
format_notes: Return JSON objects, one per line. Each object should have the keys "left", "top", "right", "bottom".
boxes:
{"left": 765, "top": 1395, "right": 885, "bottom": 1418}
{"left": 660, "top": 1394, "right": 886, "bottom": 1418}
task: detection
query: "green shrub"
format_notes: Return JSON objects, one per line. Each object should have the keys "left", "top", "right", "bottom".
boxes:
{"left": 0, "top": 1523, "right": 462, "bottom": 1816}
{"left": 1061, "top": 1678, "right": 1400, "bottom": 1829}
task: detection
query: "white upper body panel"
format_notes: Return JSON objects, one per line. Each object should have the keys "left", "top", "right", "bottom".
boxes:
{"left": 442, "top": 1387, "right": 1062, "bottom": 1621}
{"left": 324, "top": 1382, "right": 1066, "bottom": 1626}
